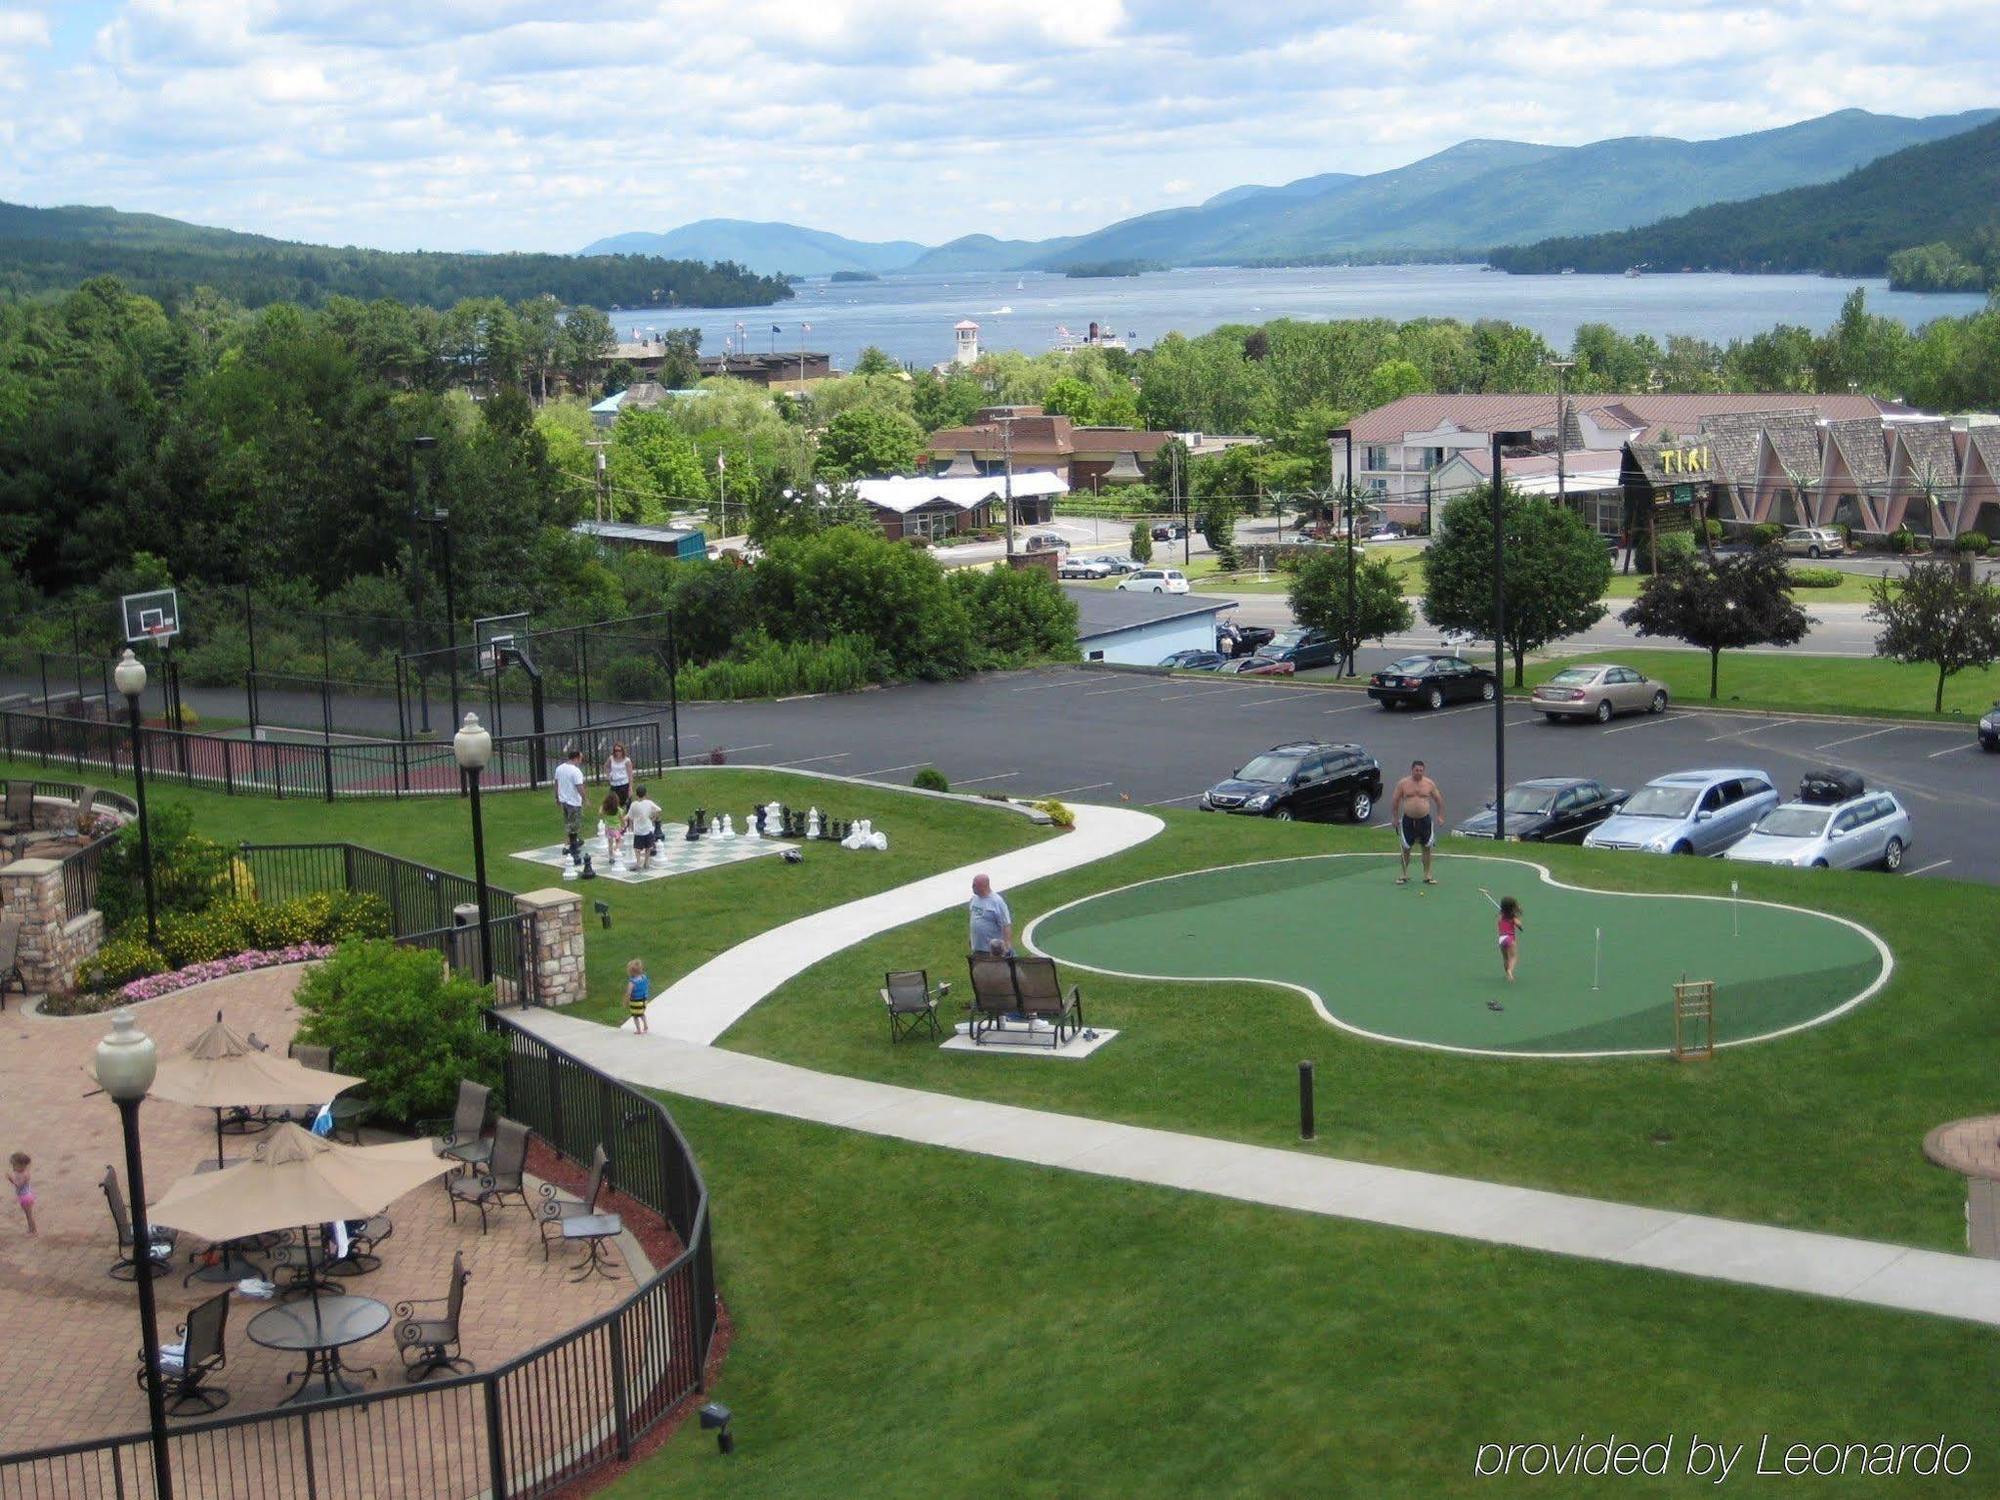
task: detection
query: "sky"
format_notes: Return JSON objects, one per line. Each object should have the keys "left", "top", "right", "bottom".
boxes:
{"left": 1, "top": 1, "right": 1997, "bottom": 254}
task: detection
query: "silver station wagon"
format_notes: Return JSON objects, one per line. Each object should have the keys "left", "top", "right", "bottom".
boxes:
{"left": 1725, "top": 791, "right": 1913, "bottom": 872}
{"left": 1583, "top": 768, "right": 1779, "bottom": 855}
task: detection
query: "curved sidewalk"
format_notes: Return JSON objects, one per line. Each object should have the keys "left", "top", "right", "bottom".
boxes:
{"left": 524, "top": 800, "right": 2000, "bottom": 1332}
{"left": 639, "top": 801, "right": 1165, "bottom": 1044}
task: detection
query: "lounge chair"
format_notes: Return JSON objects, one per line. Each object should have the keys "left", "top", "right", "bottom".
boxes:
{"left": 394, "top": 1250, "right": 474, "bottom": 1382}
{"left": 102, "top": 1165, "right": 177, "bottom": 1281}
{"left": 1008, "top": 956, "right": 1085, "bottom": 1048}
{"left": 138, "top": 1289, "right": 231, "bottom": 1417}
{"left": 537, "top": 1144, "right": 609, "bottom": 1261}
{"left": 881, "top": 969, "right": 948, "bottom": 1042}
{"left": 965, "top": 952, "right": 1019, "bottom": 1044}
{"left": 447, "top": 1118, "right": 531, "bottom": 1233}
{"left": 0, "top": 916, "right": 25, "bottom": 1010}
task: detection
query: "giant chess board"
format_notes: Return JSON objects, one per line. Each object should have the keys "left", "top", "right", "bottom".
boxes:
{"left": 511, "top": 825, "right": 793, "bottom": 884}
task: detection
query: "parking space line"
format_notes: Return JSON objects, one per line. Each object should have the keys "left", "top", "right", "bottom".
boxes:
{"left": 956, "top": 771, "right": 1020, "bottom": 786}
{"left": 1705, "top": 719, "right": 1798, "bottom": 742}
{"left": 1928, "top": 741, "right": 1976, "bottom": 759}
{"left": 722, "top": 742, "right": 773, "bottom": 754}
{"left": 769, "top": 752, "right": 849, "bottom": 766}
{"left": 1906, "top": 859, "right": 1953, "bottom": 877}
{"left": 1043, "top": 781, "right": 1113, "bottom": 798}
{"left": 1506, "top": 717, "right": 1542, "bottom": 728}
{"left": 851, "top": 762, "right": 926, "bottom": 778}
{"left": 1236, "top": 695, "right": 1301, "bottom": 708}
{"left": 1321, "top": 702, "right": 1371, "bottom": 715}
{"left": 1813, "top": 726, "right": 1899, "bottom": 751}
{"left": 1010, "top": 676, "right": 1099, "bottom": 691}
{"left": 1153, "top": 793, "right": 1204, "bottom": 805}
{"left": 1603, "top": 715, "right": 1677, "bottom": 735}
{"left": 1083, "top": 684, "right": 1153, "bottom": 697}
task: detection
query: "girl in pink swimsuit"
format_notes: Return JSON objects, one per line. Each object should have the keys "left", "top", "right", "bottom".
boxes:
{"left": 7, "top": 1152, "right": 34, "bottom": 1235}
{"left": 1496, "top": 897, "right": 1523, "bottom": 983}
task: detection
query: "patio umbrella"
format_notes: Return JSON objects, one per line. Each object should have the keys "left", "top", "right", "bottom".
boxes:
{"left": 149, "top": 1123, "right": 450, "bottom": 1322}
{"left": 149, "top": 1013, "right": 365, "bottom": 1166}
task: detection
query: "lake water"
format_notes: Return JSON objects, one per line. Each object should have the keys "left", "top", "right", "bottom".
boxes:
{"left": 610, "top": 263, "right": 1988, "bottom": 373}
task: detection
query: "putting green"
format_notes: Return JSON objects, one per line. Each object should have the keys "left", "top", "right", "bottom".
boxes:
{"left": 1024, "top": 854, "right": 1890, "bottom": 1057}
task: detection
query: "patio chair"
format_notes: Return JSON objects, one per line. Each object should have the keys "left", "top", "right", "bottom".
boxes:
{"left": 965, "top": 952, "right": 1020, "bottom": 1045}
{"left": 256, "top": 1041, "right": 336, "bottom": 1127}
{"left": 65, "top": 785, "right": 99, "bottom": 837}
{"left": 137, "top": 1289, "right": 231, "bottom": 1417}
{"left": 447, "top": 1118, "right": 531, "bottom": 1233}
{"left": 0, "top": 915, "right": 25, "bottom": 1010}
{"left": 429, "top": 1080, "right": 494, "bottom": 1173}
{"left": 394, "top": 1250, "right": 474, "bottom": 1382}
{"left": 1008, "top": 956, "right": 1085, "bottom": 1048}
{"left": 881, "top": 969, "right": 949, "bottom": 1043}
{"left": 0, "top": 781, "right": 34, "bottom": 836}
{"left": 537, "top": 1144, "right": 609, "bottom": 1261}
{"left": 102, "top": 1164, "right": 177, "bottom": 1281}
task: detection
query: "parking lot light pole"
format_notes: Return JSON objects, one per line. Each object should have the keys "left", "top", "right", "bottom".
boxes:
{"left": 114, "top": 650, "right": 158, "bottom": 947}
{"left": 454, "top": 712, "right": 495, "bottom": 984}
{"left": 1330, "top": 428, "right": 1354, "bottom": 675}
{"left": 1491, "top": 430, "right": 1531, "bottom": 839}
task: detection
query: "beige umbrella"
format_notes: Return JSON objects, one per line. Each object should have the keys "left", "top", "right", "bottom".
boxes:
{"left": 149, "top": 1124, "right": 446, "bottom": 1245}
{"left": 150, "top": 1014, "right": 365, "bottom": 1166}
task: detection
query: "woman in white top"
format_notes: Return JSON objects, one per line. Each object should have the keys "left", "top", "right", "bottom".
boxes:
{"left": 605, "top": 742, "right": 634, "bottom": 809}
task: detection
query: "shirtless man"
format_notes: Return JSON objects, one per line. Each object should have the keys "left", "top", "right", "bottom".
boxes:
{"left": 1391, "top": 759, "right": 1444, "bottom": 885}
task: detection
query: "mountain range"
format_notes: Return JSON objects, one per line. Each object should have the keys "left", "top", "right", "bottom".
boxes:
{"left": 581, "top": 108, "right": 1998, "bottom": 276}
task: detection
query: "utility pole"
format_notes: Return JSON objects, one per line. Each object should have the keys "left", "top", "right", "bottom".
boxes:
{"left": 585, "top": 439, "right": 609, "bottom": 523}
{"left": 716, "top": 451, "right": 727, "bottom": 540}
{"left": 1000, "top": 416, "right": 1016, "bottom": 559}
{"left": 1547, "top": 358, "right": 1576, "bottom": 521}
{"left": 1490, "top": 429, "right": 1532, "bottom": 840}
{"left": 1330, "top": 427, "right": 1354, "bottom": 675}
{"left": 1174, "top": 442, "right": 1189, "bottom": 565}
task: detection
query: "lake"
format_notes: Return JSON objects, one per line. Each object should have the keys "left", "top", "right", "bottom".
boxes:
{"left": 609, "top": 264, "right": 1988, "bottom": 374}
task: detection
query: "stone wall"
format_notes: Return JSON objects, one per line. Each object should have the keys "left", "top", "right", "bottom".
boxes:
{"left": 517, "top": 888, "right": 586, "bottom": 1008}
{"left": 0, "top": 858, "right": 105, "bottom": 998}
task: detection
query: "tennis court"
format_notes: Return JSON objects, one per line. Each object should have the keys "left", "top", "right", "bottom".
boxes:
{"left": 1024, "top": 854, "right": 1890, "bottom": 1058}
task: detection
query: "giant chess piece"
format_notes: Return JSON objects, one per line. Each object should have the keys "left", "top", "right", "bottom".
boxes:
{"left": 807, "top": 806, "right": 821, "bottom": 840}
{"left": 580, "top": 853, "right": 597, "bottom": 880}
{"left": 752, "top": 805, "right": 767, "bottom": 838}
{"left": 719, "top": 813, "right": 736, "bottom": 840}
{"left": 841, "top": 820, "right": 864, "bottom": 850}
{"left": 765, "top": 801, "right": 784, "bottom": 837}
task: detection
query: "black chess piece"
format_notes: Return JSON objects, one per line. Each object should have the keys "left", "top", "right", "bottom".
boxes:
{"left": 580, "top": 854, "right": 597, "bottom": 880}
{"left": 754, "top": 805, "right": 767, "bottom": 836}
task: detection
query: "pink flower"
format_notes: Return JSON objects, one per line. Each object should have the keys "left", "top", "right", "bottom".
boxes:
{"left": 118, "top": 945, "right": 336, "bottom": 1004}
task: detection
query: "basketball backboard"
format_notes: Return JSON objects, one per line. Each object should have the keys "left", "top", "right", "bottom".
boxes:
{"left": 121, "top": 588, "right": 182, "bottom": 645}
{"left": 474, "top": 612, "right": 530, "bottom": 676}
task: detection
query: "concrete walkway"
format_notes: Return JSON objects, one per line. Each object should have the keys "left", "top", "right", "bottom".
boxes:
{"left": 521, "top": 800, "right": 2000, "bottom": 1332}
{"left": 639, "top": 801, "right": 1166, "bottom": 1044}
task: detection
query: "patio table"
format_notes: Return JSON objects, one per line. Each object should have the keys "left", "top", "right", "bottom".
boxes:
{"left": 247, "top": 1295, "right": 391, "bottom": 1404}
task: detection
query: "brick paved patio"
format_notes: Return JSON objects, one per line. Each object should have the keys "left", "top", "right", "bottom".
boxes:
{"left": 0, "top": 966, "right": 643, "bottom": 1459}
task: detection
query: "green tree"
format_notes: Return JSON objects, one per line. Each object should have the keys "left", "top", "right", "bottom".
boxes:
{"left": 1620, "top": 549, "right": 1812, "bottom": 699}
{"left": 556, "top": 305, "right": 617, "bottom": 396}
{"left": 612, "top": 406, "right": 709, "bottom": 520}
{"left": 852, "top": 345, "right": 899, "bottom": 376}
{"left": 950, "top": 566, "right": 1079, "bottom": 667}
{"left": 1287, "top": 546, "right": 1413, "bottom": 676}
{"left": 754, "top": 526, "right": 969, "bottom": 679}
{"left": 815, "top": 405, "right": 923, "bottom": 480}
{"left": 1361, "top": 357, "right": 1431, "bottom": 409}
{"left": 1422, "top": 488, "right": 1613, "bottom": 685}
{"left": 1867, "top": 558, "right": 2000, "bottom": 712}
{"left": 1130, "top": 521, "right": 1153, "bottom": 564}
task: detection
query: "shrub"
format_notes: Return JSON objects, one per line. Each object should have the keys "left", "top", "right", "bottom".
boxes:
{"left": 96, "top": 805, "right": 236, "bottom": 935}
{"left": 292, "top": 939, "right": 505, "bottom": 1126}
{"left": 79, "top": 933, "right": 169, "bottom": 993}
{"left": 1888, "top": 528, "right": 1918, "bottom": 553}
{"left": 1130, "top": 521, "right": 1154, "bottom": 565}
{"left": 1790, "top": 567, "right": 1843, "bottom": 588}
{"left": 1704, "top": 519, "right": 1723, "bottom": 543}
{"left": 1750, "top": 523, "right": 1784, "bottom": 548}
{"left": 1954, "top": 531, "right": 1990, "bottom": 554}
{"left": 1835, "top": 523, "right": 1853, "bottom": 546}
{"left": 1637, "top": 529, "right": 1698, "bottom": 572}
{"left": 912, "top": 767, "right": 950, "bottom": 792}
{"left": 675, "top": 631, "right": 875, "bottom": 701}
{"left": 151, "top": 891, "right": 392, "bottom": 969}
{"left": 707, "top": 747, "right": 727, "bottom": 765}
{"left": 1033, "top": 798, "right": 1076, "bottom": 828}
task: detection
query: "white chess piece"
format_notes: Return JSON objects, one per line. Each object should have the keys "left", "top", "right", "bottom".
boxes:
{"left": 723, "top": 813, "right": 737, "bottom": 840}
{"left": 765, "top": 801, "right": 784, "bottom": 837}
{"left": 808, "top": 807, "right": 821, "bottom": 839}
{"left": 841, "top": 822, "right": 863, "bottom": 850}
{"left": 869, "top": 830, "right": 888, "bottom": 851}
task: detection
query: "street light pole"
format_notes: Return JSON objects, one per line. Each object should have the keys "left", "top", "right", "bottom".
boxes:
{"left": 407, "top": 436, "right": 438, "bottom": 734}
{"left": 1547, "top": 360, "right": 1575, "bottom": 520}
{"left": 114, "top": 651, "right": 158, "bottom": 947}
{"left": 1000, "top": 417, "right": 1016, "bottom": 560}
{"left": 454, "top": 713, "right": 495, "bottom": 985}
{"left": 96, "top": 1012, "right": 172, "bottom": 1500}
{"left": 1490, "top": 430, "right": 1531, "bottom": 840}
{"left": 1330, "top": 428, "right": 1354, "bottom": 676}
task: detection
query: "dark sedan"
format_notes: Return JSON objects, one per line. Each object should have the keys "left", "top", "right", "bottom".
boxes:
{"left": 1368, "top": 653, "right": 1497, "bottom": 711}
{"left": 1160, "top": 650, "right": 1227, "bottom": 671}
{"left": 1455, "top": 778, "right": 1628, "bottom": 843}
{"left": 1217, "top": 621, "right": 1276, "bottom": 658}
{"left": 1200, "top": 740, "right": 1384, "bottom": 823}
{"left": 1259, "top": 627, "right": 1343, "bottom": 672}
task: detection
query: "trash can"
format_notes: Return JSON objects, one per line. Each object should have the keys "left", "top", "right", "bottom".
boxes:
{"left": 448, "top": 901, "right": 481, "bottom": 975}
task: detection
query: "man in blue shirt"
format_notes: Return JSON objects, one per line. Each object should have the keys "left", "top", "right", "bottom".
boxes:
{"left": 968, "top": 873, "right": 1013, "bottom": 955}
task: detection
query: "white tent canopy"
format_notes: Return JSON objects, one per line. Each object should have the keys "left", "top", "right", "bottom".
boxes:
{"left": 847, "top": 472, "right": 1068, "bottom": 516}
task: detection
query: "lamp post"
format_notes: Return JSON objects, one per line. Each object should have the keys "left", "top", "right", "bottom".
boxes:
{"left": 1329, "top": 428, "right": 1354, "bottom": 675}
{"left": 96, "top": 1011, "right": 172, "bottom": 1500}
{"left": 454, "top": 712, "right": 494, "bottom": 985}
{"left": 1489, "top": 430, "right": 1532, "bottom": 839}
{"left": 412, "top": 497, "right": 458, "bottom": 730}
{"left": 114, "top": 650, "right": 158, "bottom": 947}
{"left": 407, "top": 436, "right": 438, "bottom": 733}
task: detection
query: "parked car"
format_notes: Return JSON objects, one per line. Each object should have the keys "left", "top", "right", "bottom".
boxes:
{"left": 1216, "top": 620, "right": 1276, "bottom": 658}
{"left": 1365, "top": 523, "right": 1406, "bottom": 542}
{"left": 1150, "top": 521, "right": 1189, "bottom": 541}
{"left": 1258, "top": 627, "right": 1343, "bottom": 671}
{"left": 1368, "top": 653, "right": 1497, "bottom": 711}
{"left": 1057, "top": 556, "right": 1113, "bottom": 579}
{"left": 1024, "top": 532, "right": 1068, "bottom": 553}
{"left": 1455, "top": 778, "right": 1628, "bottom": 843}
{"left": 1097, "top": 554, "right": 1140, "bottom": 575}
{"left": 1218, "top": 654, "right": 1295, "bottom": 676}
{"left": 1726, "top": 791, "right": 1912, "bottom": 871}
{"left": 1117, "top": 568, "right": 1190, "bottom": 594}
{"left": 1582, "top": 768, "right": 1780, "bottom": 855}
{"left": 1781, "top": 527, "right": 1845, "bottom": 559}
{"left": 1530, "top": 663, "right": 1670, "bottom": 723}
{"left": 1200, "top": 740, "right": 1384, "bottom": 823}
{"left": 1160, "top": 650, "right": 1227, "bottom": 671}
{"left": 1980, "top": 701, "right": 1999, "bottom": 751}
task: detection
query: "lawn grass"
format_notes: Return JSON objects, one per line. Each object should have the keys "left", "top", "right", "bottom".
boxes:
{"left": 610, "top": 1098, "right": 2000, "bottom": 1498}
{"left": 719, "top": 811, "right": 1997, "bottom": 1249}
{"left": 0, "top": 755, "right": 1049, "bottom": 1025}
{"left": 1522, "top": 649, "right": 1999, "bottom": 722}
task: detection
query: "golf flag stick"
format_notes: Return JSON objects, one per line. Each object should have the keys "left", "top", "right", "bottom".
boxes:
{"left": 1730, "top": 880, "right": 1740, "bottom": 938}
{"left": 1477, "top": 887, "right": 1502, "bottom": 912}
{"left": 1593, "top": 927, "right": 1601, "bottom": 991}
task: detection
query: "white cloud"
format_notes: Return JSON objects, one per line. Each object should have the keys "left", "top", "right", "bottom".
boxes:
{"left": 0, "top": 1, "right": 1992, "bottom": 251}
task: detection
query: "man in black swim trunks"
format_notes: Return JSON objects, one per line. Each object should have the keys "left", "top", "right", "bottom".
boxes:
{"left": 1391, "top": 759, "right": 1444, "bottom": 885}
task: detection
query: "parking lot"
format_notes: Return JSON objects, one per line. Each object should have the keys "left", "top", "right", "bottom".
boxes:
{"left": 668, "top": 667, "right": 1999, "bottom": 885}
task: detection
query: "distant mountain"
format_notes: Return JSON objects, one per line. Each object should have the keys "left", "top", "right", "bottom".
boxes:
{"left": 578, "top": 219, "right": 925, "bottom": 278}
{"left": 905, "top": 232, "right": 1084, "bottom": 273}
{"left": 0, "top": 201, "right": 792, "bottom": 309}
{"left": 1200, "top": 173, "right": 1358, "bottom": 210}
{"left": 1488, "top": 114, "right": 2000, "bottom": 278}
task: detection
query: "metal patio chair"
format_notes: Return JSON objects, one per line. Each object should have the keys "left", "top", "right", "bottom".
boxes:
{"left": 0, "top": 916, "right": 25, "bottom": 1010}
{"left": 138, "top": 1289, "right": 231, "bottom": 1417}
{"left": 447, "top": 1118, "right": 531, "bottom": 1233}
{"left": 881, "top": 969, "right": 949, "bottom": 1043}
{"left": 537, "top": 1144, "right": 610, "bottom": 1261}
{"left": 395, "top": 1250, "right": 474, "bottom": 1382}
{"left": 430, "top": 1080, "right": 494, "bottom": 1174}
{"left": 102, "top": 1164, "right": 177, "bottom": 1281}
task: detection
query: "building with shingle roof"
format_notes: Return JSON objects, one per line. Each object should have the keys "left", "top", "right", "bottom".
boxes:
{"left": 1886, "top": 420, "right": 1961, "bottom": 536}
{"left": 1821, "top": 418, "right": 1893, "bottom": 533}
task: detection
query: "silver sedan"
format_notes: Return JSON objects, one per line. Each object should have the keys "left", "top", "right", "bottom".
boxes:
{"left": 1724, "top": 792, "right": 1913, "bottom": 872}
{"left": 1531, "top": 663, "right": 1670, "bottom": 723}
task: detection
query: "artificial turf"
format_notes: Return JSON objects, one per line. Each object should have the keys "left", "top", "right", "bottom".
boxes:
{"left": 1028, "top": 852, "right": 1885, "bottom": 1055}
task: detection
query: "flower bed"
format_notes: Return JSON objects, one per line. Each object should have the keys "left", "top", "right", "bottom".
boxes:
{"left": 42, "top": 944, "right": 335, "bottom": 1017}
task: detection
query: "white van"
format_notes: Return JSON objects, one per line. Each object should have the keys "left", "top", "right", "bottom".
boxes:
{"left": 1117, "top": 568, "right": 1190, "bottom": 595}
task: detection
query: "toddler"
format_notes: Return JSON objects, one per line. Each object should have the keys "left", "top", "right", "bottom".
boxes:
{"left": 1496, "top": 896, "right": 1523, "bottom": 982}
{"left": 625, "top": 957, "right": 651, "bottom": 1035}
{"left": 7, "top": 1152, "right": 34, "bottom": 1235}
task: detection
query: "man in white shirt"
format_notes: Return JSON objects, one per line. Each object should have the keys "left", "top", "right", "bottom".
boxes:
{"left": 968, "top": 873, "right": 1012, "bottom": 955}
{"left": 554, "top": 748, "right": 587, "bottom": 859}
{"left": 627, "top": 784, "right": 664, "bottom": 870}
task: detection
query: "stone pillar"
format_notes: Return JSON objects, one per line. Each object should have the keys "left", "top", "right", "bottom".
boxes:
{"left": 0, "top": 857, "right": 105, "bottom": 999}
{"left": 516, "top": 887, "right": 585, "bottom": 1009}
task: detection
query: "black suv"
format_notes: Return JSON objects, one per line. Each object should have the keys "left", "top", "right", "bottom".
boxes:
{"left": 1200, "top": 740, "right": 1384, "bottom": 823}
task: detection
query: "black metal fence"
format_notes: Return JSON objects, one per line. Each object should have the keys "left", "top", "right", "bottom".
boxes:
{"left": 0, "top": 707, "right": 667, "bottom": 803}
{"left": 57, "top": 831, "right": 117, "bottom": 922}
{"left": 0, "top": 1016, "right": 717, "bottom": 1499}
